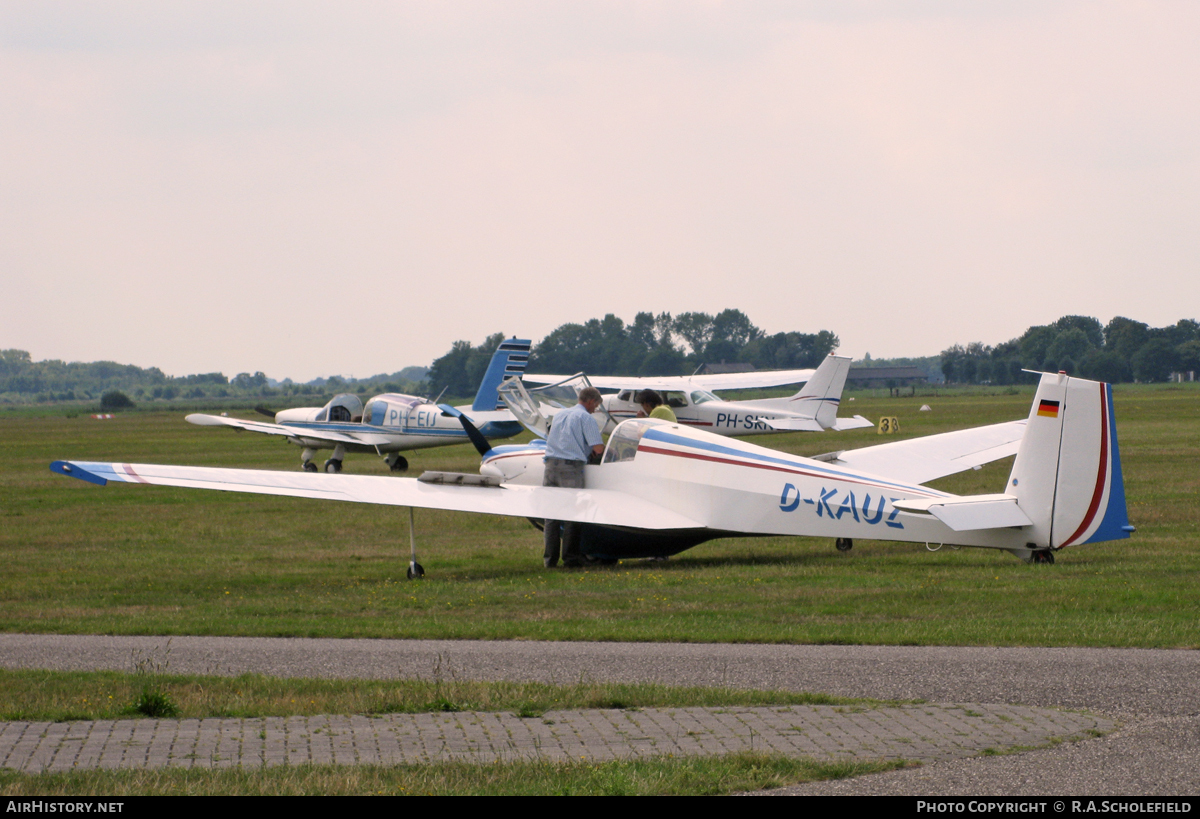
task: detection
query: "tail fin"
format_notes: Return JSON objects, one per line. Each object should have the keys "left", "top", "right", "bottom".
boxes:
{"left": 1008, "top": 372, "right": 1132, "bottom": 549}
{"left": 471, "top": 338, "right": 531, "bottom": 412}
{"left": 789, "top": 354, "right": 851, "bottom": 429}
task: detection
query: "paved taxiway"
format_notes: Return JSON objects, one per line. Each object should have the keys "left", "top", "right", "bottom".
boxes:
{"left": 1, "top": 635, "right": 1196, "bottom": 794}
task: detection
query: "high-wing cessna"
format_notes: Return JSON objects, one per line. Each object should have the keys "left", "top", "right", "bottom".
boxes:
{"left": 523, "top": 365, "right": 823, "bottom": 393}
{"left": 185, "top": 338, "right": 531, "bottom": 473}
{"left": 53, "top": 372, "right": 1132, "bottom": 576}
{"left": 509, "top": 354, "right": 870, "bottom": 439}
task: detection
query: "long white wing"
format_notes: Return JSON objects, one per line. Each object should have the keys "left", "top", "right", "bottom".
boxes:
{"left": 186, "top": 413, "right": 393, "bottom": 446}
{"left": 50, "top": 461, "right": 702, "bottom": 530}
{"left": 522, "top": 369, "right": 816, "bottom": 392}
{"left": 829, "top": 420, "right": 1026, "bottom": 486}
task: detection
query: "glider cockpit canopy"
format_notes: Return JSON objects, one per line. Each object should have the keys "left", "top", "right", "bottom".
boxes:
{"left": 498, "top": 373, "right": 617, "bottom": 439}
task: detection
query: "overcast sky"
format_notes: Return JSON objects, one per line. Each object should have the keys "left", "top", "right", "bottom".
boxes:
{"left": 2, "top": 1, "right": 1196, "bottom": 381}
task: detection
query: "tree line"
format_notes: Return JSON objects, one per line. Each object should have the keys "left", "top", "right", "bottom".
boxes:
{"left": 940, "top": 316, "right": 1200, "bottom": 384}
{"left": 0, "top": 348, "right": 426, "bottom": 406}
{"left": 5, "top": 310, "right": 1194, "bottom": 406}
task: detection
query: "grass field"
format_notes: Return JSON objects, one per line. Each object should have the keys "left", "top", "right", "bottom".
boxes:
{"left": 0, "top": 753, "right": 903, "bottom": 796}
{"left": 3, "top": 383, "right": 1198, "bottom": 647}
{"left": 0, "top": 669, "right": 882, "bottom": 723}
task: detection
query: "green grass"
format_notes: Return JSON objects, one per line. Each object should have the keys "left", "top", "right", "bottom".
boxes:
{"left": 0, "top": 669, "right": 879, "bottom": 723}
{"left": 3, "top": 383, "right": 1198, "bottom": 646}
{"left": 0, "top": 753, "right": 907, "bottom": 796}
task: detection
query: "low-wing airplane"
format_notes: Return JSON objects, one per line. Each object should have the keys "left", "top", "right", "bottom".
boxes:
{"left": 185, "top": 338, "right": 531, "bottom": 473}
{"left": 53, "top": 372, "right": 1132, "bottom": 576}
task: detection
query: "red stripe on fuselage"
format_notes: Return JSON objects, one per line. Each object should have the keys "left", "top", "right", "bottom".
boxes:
{"left": 483, "top": 451, "right": 544, "bottom": 464}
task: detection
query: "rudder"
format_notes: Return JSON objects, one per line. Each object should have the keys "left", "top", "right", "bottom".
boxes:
{"left": 788, "top": 354, "right": 851, "bottom": 428}
{"left": 1007, "top": 373, "right": 1132, "bottom": 549}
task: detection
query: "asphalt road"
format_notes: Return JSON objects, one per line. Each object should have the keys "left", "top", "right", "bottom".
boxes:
{"left": 1, "top": 635, "right": 1196, "bottom": 795}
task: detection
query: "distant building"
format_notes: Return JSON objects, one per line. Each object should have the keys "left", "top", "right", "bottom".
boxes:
{"left": 695, "top": 362, "right": 756, "bottom": 375}
{"left": 846, "top": 367, "right": 928, "bottom": 388}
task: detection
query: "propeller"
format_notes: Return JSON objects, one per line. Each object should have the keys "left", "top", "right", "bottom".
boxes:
{"left": 253, "top": 405, "right": 276, "bottom": 419}
{"left": 437, "top": 404, "right": 492, "bottom": 457}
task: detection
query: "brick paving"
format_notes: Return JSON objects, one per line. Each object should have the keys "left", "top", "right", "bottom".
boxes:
{"left": 0, "top": 703, "right": 1114, "bottom": 773}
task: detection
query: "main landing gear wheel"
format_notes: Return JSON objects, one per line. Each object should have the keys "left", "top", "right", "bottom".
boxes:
{"left": 407, "top": 562, "right": 425, "bottom": 580}
{"left": 835, "top": 537, "right": 854, "bottom": 552}
{"left": 324, "top": 458, "right": 343, "bottom": 474}
{"left": 389, "top": 455, "right": 409, "bottom": 473}
{"left": 1032, "top": 550, "right": 1055, "bottom": 564}
{"left": 302, "top": 462, "right": 317, "bottom": 473}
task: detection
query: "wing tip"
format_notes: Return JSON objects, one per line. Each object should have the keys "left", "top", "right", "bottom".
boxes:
{"left": 50, "top": 460, "right": 109, "bottom": 486}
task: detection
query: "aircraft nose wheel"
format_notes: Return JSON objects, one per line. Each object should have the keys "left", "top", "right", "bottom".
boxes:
{"left": 389, "top": 455, "right": 409, "bottom": 473}
{"left": 407, "top": 562, "right": 424, "bottom": 579}
{"left": 324, "top": 459, "right": 343, "bottom": 474}
{"left": 1032, "top": 550, "right": 1055, "bottom": 564}
{"left": 302, "top": 462, "right": 317, "bottom": 473}
{"left": 835, "top": 537, "right": 854, "bottom": 552}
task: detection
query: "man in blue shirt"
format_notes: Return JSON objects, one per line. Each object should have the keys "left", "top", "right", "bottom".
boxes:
{"left": 542, "top": 386, "right": 605, "bottom": 568}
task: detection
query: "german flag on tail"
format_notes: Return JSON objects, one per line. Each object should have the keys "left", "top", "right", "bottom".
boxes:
{"left": 1037, "top": 399, "right": 1060, "bottom": 418}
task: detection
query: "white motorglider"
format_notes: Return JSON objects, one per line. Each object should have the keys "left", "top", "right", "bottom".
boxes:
{"left": 52, "top": 372, "right": 1132, "bottom": 577}
{"left": 185, "top": 339, "right": 531, "bottom": 473}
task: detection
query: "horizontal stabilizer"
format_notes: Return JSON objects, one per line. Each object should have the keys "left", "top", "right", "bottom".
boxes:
{"left": 832, "top": 415, "right": 874, "bottom": 431}
{"left": 892, "top": 494, "right": 1033, "bottom": 531}
{"left": 759, "top": 416, "right": 823, "bottom": 432}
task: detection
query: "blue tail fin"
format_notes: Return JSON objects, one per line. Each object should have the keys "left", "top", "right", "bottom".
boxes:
{"left": 471, "top": 338, "right": 532, "bottom": 412}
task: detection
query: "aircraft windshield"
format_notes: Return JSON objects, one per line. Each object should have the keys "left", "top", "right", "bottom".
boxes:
{"left": 603, "top": 419, "right": 654, "bottom": 464}
{"left": 321, "top": 393, "right": 365, "bottom": 423}
{"left": 690, "top": 390, "right": 719, "bottom": 405}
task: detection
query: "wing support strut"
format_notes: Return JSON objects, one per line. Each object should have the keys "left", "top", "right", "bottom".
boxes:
{"left": 407, "top": 507, "right": 424, "bottom": 580}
